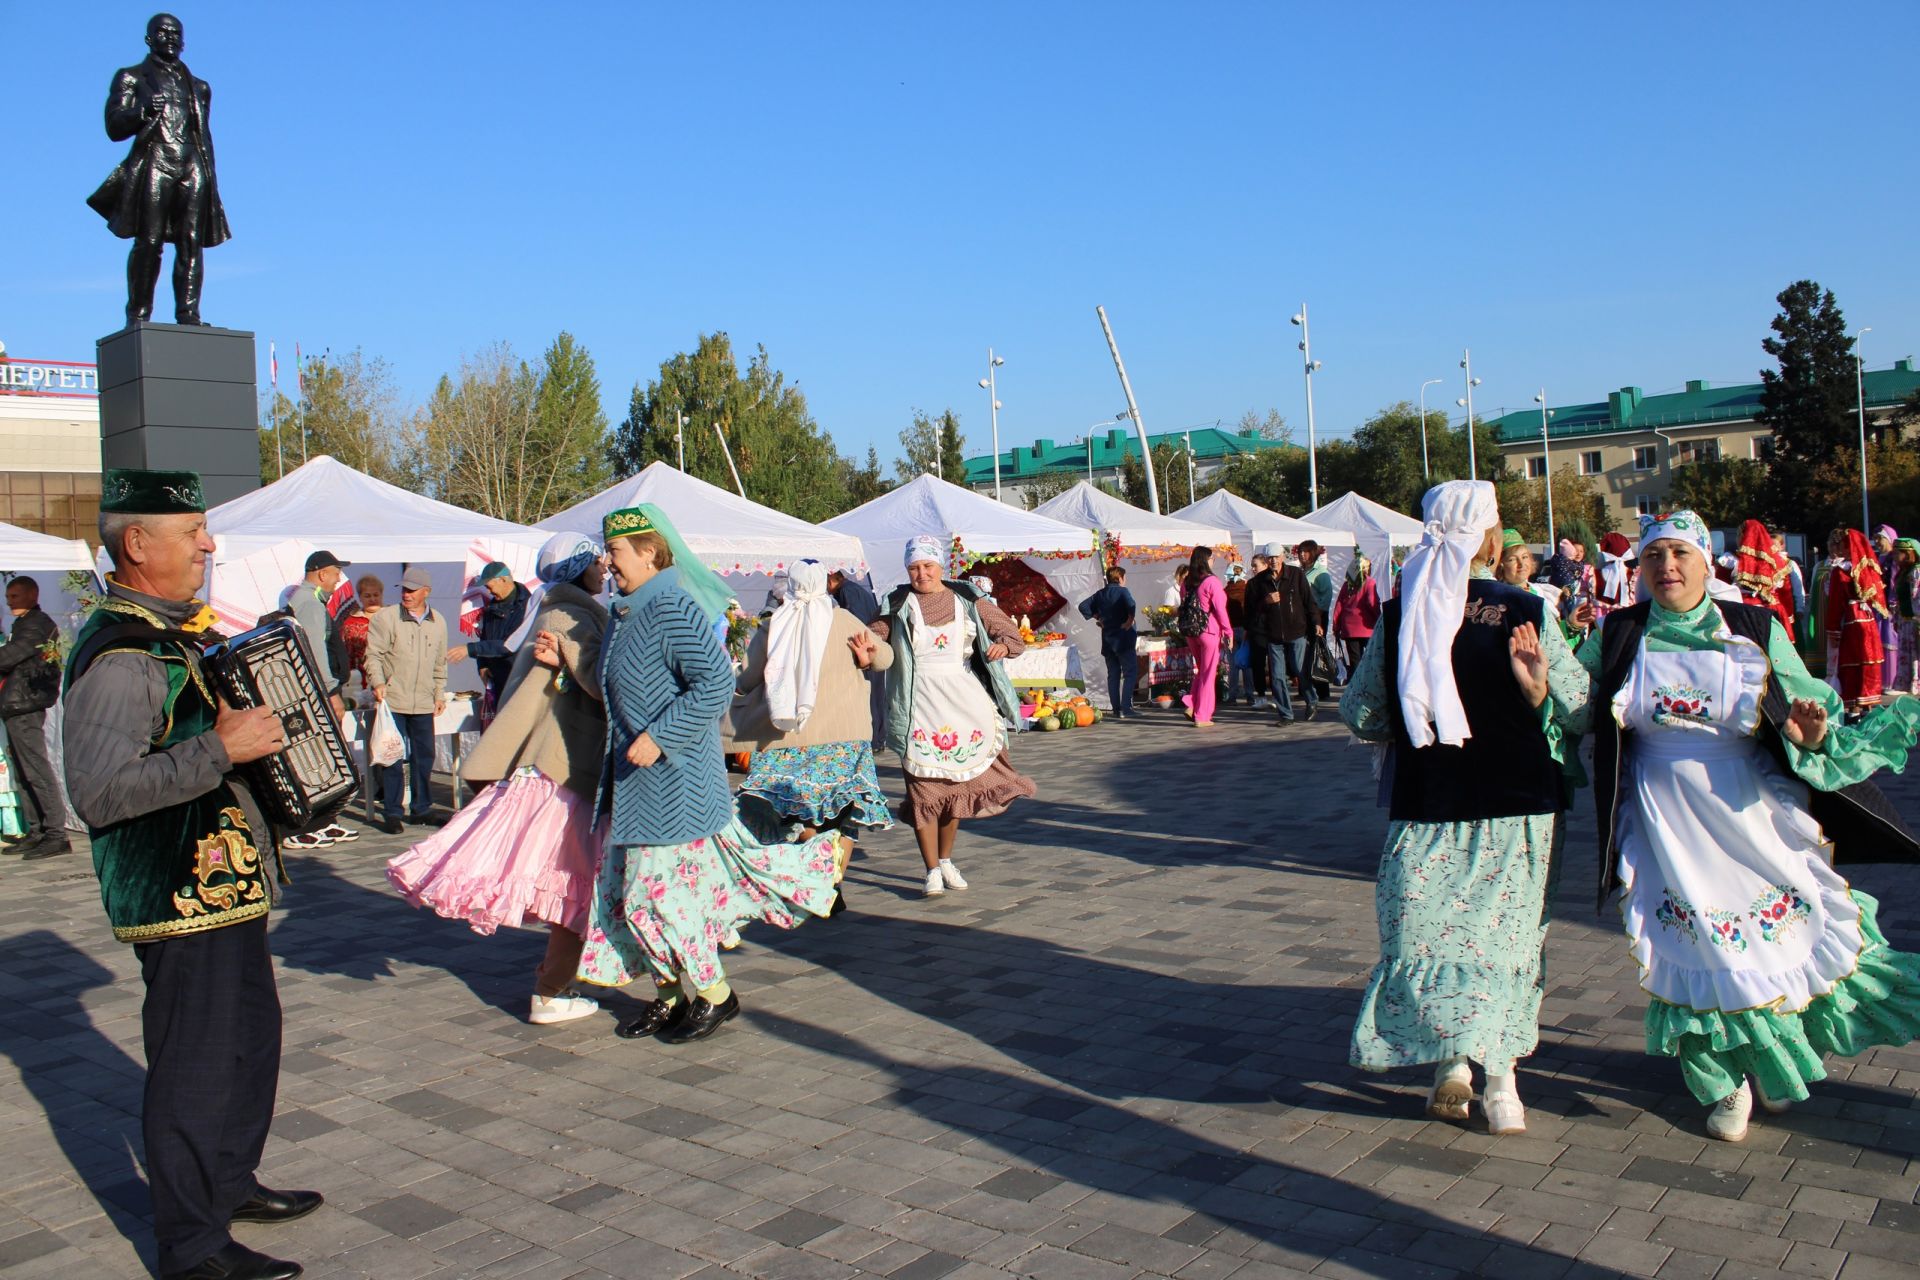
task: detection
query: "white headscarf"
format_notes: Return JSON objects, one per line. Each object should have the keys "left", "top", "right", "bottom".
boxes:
{"left": 1395, "top": 480, "right": 1500, "bottom": 749}
{"left": 905, "top": 535, "right": 945, "bottom": 568}
{"left": 763, "top": 561, "right": 836, "bottom": 733}
{"left": 504, "top": 531, "right": 603, "bottom": 651}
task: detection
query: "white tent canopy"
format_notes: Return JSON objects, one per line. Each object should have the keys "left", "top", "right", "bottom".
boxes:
{"left": 203, "top": 456, "right": 549, "bottom": 683}
{"left": 1172, "top": 490, "right": 1355, "bottom": 551}
{"left": 1302, "top": 491, "right": 1424, "bottom": 544}
{"left": 0, "top": 520, "right": 95, "bottom": 577}
{"left": 823, "top": 473, "right": 1094, "bottom": 596}
{"left": 542, "top": 461, "right": 867, "bottom": 578}
{"left": 1034, "top": 481, "right": 1234, "bottom": 552}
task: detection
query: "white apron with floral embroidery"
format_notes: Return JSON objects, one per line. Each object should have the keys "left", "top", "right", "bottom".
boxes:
{"left": 903, "top": 594, "right": 1004, "bottom": 783}
{"left": 1616, "top": 632, "right": 1864, "bottom": 1014}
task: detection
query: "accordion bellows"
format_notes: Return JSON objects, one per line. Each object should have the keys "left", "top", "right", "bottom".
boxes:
{"left": 202, "top": 619, "right": 359, "bottom": 829}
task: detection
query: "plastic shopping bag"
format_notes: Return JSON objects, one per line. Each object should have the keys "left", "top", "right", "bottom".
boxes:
{"left": 368, "top": 700, "right": 407, "bottom": 769}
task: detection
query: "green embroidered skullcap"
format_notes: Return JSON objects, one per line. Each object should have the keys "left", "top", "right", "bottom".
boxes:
{"left": 603, "top": 501, "right": 733, "bottom": 625}
{"left": 1501, "top": 528, "right": 1525, "bottom": 549}
{"left": 101, "top": 468, "right": 206, "bottom": 515}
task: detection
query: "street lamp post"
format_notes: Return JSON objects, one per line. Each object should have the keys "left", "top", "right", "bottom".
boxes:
{"left": 1456, "top": 349, "right": 1483, "bottom": 480}
{"left": 1418, "top": 378, "right": 1442, "bottom": 481}
{"left": 1290, "top": 304, "right": 1324, "bottom": 511}
{"left": 1856, "top": 327, "right": 1873, "bottom": 532}
{"left": 1534, "top": 390, "right": 1556, "bottom": 546}
{"left": 978, "top": 348, "right": 1005, "bottom": 503}
{"left": 676, "top": 414, "right": 687, "bottom": 471}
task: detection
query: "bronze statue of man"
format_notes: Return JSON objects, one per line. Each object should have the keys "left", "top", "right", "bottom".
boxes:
{"left": 88, "top": 13, "right": 232, "bottom": 327}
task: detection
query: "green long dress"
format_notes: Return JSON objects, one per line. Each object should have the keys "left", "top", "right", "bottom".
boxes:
{"left": 1577, "top": 595, "right": 1920, "bottom": 1104}
{"left": 1342, "top": 567, "right": 1594, "bottom": 1075}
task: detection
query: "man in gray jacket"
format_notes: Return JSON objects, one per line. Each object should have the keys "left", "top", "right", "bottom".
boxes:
{"left": 0, "top": 577, "right": 69, "bottom": 858}
{"left": 365, "top": 567, "right": 448, "bottom": 828}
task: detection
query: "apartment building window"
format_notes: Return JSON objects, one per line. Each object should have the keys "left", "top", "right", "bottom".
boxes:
{"left": 1679, "top": 438, "right": 1721, "bottom": 465}
{"left": 1580, "top": 450, "right": 1603, "bottom": 475}
{"left": 1635, "top": 494, "right": 1661, "bottom": 518}
{"left": 1751, "top": 436, "right": 1776, "bottom": 461}
{"left": 1525, "top": 456, "right": 1547, "bottom": 479}
{"left": 1632, "top": 445, "right": 1658, "bottom": 472}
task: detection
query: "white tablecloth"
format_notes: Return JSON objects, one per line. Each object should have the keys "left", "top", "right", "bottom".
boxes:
{"left": 1003, "top": 644, "right": 1085, "bottom": 691}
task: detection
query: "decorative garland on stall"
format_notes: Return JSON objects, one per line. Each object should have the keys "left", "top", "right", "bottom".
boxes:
{"left": 1099, "top": 533, "right": 1241, "bottom": 569}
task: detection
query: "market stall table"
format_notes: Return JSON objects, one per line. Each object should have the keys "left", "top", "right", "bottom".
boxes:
{"left": 1003, "top": 642, "right": 1085, "bottom": 694}
{"left": 344, "top": 692, "right": 482, "bottom": 820}
{"left": 1136, "top": 634, "right": 1194, "bottom": 691}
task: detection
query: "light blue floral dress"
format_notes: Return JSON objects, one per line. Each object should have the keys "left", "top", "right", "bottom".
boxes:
{"left": 1341, "top": 567, "right": 1593, "bottom": 1075}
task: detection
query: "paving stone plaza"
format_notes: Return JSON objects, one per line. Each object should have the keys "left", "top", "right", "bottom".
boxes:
{"left": 3, "top": 705, "right": 1918, "bottom": 1280}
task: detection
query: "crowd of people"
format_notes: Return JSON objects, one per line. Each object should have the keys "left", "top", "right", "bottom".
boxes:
{"left": 10, "top": 463, "right": 1920, "bottom": 1278}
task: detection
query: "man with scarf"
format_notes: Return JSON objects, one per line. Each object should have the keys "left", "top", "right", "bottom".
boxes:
{"left": 1340, "top": 481, "right": 1591, "bottom": 1137}
{"left": 62, "top": 470, "right": 318, "bottom": 1280}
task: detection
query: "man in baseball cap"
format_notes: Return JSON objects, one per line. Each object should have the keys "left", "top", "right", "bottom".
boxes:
{"left": 365, "top": 567, "right": 448, "bottom": 830}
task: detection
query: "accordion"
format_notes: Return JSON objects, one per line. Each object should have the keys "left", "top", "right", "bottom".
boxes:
{"left": 202, "top": 619, "right": 358, "bottom": 829}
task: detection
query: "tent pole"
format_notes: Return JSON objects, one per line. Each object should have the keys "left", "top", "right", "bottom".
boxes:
{"left": 1096, "top": 306, "right": 1158, "bottom": 515}
{"left": 713, "top": 422, "right": 747, "bottom": 498}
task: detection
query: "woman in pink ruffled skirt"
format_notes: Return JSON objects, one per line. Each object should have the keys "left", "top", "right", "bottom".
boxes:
{"left": 387, "top": 533, "right": 610, "bottom": 1024}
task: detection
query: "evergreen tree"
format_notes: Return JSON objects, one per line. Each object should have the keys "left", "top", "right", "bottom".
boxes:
{"left": 1758, "top": 280, "right": 1859, "bottom": 533}
{"left": 896, "top": 408, "right": 966, "bottom": 482}
{"left": 937, "top": 410, "right": 967, "bottom": 483}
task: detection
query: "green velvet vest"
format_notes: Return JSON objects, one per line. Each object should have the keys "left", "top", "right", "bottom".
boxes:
{"left": 65, "top": 600, "right": 274, "bottom": 943}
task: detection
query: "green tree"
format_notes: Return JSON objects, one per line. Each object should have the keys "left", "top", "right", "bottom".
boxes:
{"left": 895, "top": 408, "right": 966, "bottom": 483}
{"left": 1236, "top": 408, "right": 1292, "bottom": 443}
{"left": 1667, "top": 456, "right": 1771, "bottom": 529}
{"left": 1757, "top": 280, "right": 1859, "bottom": 535}
{"left": 1118, "top": 441, "right": 1195, "bottom": 511}
{"left": 1017, "top": 468, "right": 1085, "bottom": 509}
{"left": 839, "top": 447, "right": 890, "bottom": 508}
{"left": 258, "top": 348, "right": 414, "bottom": 486}
{"left": 529, "top": 332, "right": 612, "bottom": 517}
{"left": 610, "top": 332, "right": 848, "bottom": 522}
{"left": 1495, "top": 463, "right": 1616, "bottom": 544}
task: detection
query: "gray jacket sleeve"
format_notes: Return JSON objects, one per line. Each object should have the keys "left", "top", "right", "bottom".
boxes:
{"left": 289, "top": 590, "right": 337, "bottom": 687}
{"left": 62, "top": 651, "right": 233, "bottom": 829}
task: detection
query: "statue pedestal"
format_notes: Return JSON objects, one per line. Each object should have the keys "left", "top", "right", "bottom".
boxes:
{"left": 97, "top": 322, "right": 261, "bottom": 507}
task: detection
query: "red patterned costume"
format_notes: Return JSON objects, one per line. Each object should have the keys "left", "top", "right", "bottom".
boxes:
{"left": 1826, "top": 528, "right": 1889, "bottom": 711}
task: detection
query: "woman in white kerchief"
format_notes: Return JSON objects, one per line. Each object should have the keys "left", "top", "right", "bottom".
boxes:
{"left": 1577, "top": 510, "right": 1920, "bottom": 1141}
{"left": 1341, "top": 482, "right": 1592, "bottom": 1136}
{"left": 874, "top": 535, "right": 1035, "bottom": 898}
{"left": 729, "top": 561, "right": 896, "bottom": 906}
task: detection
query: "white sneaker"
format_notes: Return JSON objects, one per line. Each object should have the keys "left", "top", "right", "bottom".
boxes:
{"left": 1707, "top": 1082, "right": 1752, "bottom": 1141}
{"left": 937, "top": 859, "right": 969, "bottom": 890}
{"left": 720, "top": 928, "right": 742, "bottom": 951}
{"left": 923, "top": 869, "right": 946, "bottom": 898}
{"left": 1753, "top": 1076, "right": 1791, "bottom": 1115}
{"left": 282, "top": 831, "right": 331, "bottom": 850}
{"left": 317, "top": 823, "right": 359, "bottom": 843}
{"left": 1426, "top": 1058, "right": 1472, "bottom": 1122}
{"left": 1483, "top": 1075, "right": 1526, "bottom": 1135}
{"left": 529, "top": 992, "right": 599, "bottom": 1025}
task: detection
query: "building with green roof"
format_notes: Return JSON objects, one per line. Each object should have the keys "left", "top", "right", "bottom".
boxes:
{"left": 962, "top": 425, "right": 1296, "bottom": 506}
{"left": 1488, "top": 360, "right": 1920, "bottom": 527}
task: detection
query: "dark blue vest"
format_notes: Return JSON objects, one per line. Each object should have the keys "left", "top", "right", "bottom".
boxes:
{"left": 1380, "top": 579, "right": 1564, "bottom": 822}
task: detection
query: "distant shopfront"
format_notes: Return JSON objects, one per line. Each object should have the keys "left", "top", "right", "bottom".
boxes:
{"left": 0, "top": 351, "right": 103, "bottom": 545}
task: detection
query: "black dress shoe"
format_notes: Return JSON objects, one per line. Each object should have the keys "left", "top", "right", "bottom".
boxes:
{"left": 662, "top": 992, "right": 739, "bottom": 1044}
{"left": 162, "top": 1240, "right": 303, "bottom": 1279}
{"left": 615, "top": 998, "right": 686, "bottom": 1039}
{"left": 373, "top": 816, "right": 404, "bottom": 835}
{"left": 19, "top": 834, "right": 72, "bottom": 860}
{"left": 829, "top": 888, "right": 847, "bottom": 917}
{"left": 231, "top": 1186, "right": 323, "bottom": 1224}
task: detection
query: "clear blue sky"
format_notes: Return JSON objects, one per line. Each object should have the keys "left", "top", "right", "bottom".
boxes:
{"left": 11, "top": 2, "right": 1917, "bottom": 465}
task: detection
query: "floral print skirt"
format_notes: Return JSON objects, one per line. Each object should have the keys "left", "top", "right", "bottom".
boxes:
{"left": 738, "top": 741, "right": 894, "bottom": 832}
{"left": 576, "top": 815, "right": 840, "bottom": 992}
{"left": 1350, "top": 812, "right": 1560, "bottom": 1076}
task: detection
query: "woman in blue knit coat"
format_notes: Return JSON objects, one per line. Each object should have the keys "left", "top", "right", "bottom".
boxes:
{"left": 576, "top": 504, "right": 850, "bottom": 1043}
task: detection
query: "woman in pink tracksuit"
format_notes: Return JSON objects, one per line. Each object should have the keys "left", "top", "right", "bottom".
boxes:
{"left": 1182, "top": 547, "right": 1234, "bottom": 726}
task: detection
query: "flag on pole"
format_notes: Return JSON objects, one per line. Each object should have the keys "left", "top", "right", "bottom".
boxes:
{"left": 269, "top": 342, "right": 278, "bottom": 390}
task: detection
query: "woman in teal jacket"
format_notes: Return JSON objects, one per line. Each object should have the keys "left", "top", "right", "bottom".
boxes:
{"left": 576, "top": 504, "right": 849, "bottom": 1043}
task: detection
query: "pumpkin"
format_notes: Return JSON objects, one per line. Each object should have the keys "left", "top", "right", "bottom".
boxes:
{"left": 1038, "top": 715, "right": 1060, "bottom": 731}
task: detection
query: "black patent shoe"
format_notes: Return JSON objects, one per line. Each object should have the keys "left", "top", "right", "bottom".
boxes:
{"left": 231, "top": 1186, "right": 323, "bottom": 1224}
{"left": 162, "top": 1240, "right": 303, "bottom": 1279}
{"left": 616, "top": 998, "right": 686, "bottom": 1039}
{"left": 829, "top": 888, "right": 847, "bottom": 917}
{"left": 662, "top": 992, "right": 739, "bottom": 1044}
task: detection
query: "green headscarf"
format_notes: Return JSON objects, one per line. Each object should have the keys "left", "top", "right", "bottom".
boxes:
{"left": 602, "top": 502, "right": 733, "bottom": 624}
{"left": 1345, "top": 554, "right": 1371, "bottom": 587}
{"left": 1501, "top": 528, "right": 1526, "bottom": 549}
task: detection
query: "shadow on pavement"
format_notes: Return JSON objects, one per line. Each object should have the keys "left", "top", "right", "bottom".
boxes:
{"left": 0, "top": 930, "right": 156, "bottom": 1270}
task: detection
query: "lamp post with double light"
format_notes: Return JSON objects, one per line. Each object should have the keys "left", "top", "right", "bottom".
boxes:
{"left": 979, "top": 348, "right": 1006, "bottom": 502}
{"left": 1290, "top": 305, "right": 1323, "bottom": 511}
{"left": 1856, "top": 327, "right": 1873, "bottom": 531}
{"left": 1456, "top": 349, "right": 1483, "bottom": 480}
{"left": 1418, "top": 378, "right": 1442, "bottom": 481}
{"left": 1534, "top": 390, "right": 1556, "bottom": 546}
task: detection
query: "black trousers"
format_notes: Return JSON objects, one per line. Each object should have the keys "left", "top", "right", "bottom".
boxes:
{"left": 379, "top": 711, "right": 438, "bottom": 819}
{"left": 136, "top": 915, "right": 281, "bottom": 1274}
{"left": 2, "top": 709, "right": 59, "bottom": 836}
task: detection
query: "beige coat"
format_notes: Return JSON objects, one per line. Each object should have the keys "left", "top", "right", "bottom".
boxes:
{"left": 365, "top": 605, "right": 448, "bottom": 715}
{"left": 460, "top": 584, "right": 608, "bottom": 797}
{"left": 726, "top": 607, "right": 892, "bottom": 752}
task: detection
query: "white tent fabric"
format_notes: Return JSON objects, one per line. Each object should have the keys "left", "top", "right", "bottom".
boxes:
{"left": 541, "top": 462, "right": 866, "bottom": 613}
{"left": 205, "top": 456, "right": 549, "bottom": 693}
{"left": 1033, "top": 483, "right": 1238, "bottom": 706}
{"left": 823, "top": 473, "right": 1094, "bottom": 597}
{"left": 1302, "top": 490, "right": 1423, "bottom": 593}
{"left": 1172, "top": 490, "right": 1356, "bottom": 552}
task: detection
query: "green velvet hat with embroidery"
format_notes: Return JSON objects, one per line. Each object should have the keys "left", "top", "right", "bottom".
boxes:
{"left": 601, "top": 506, "right": 656, "bottom": 540}
{"left": 101, "top": 468, "right": 206, "bottom": 515}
